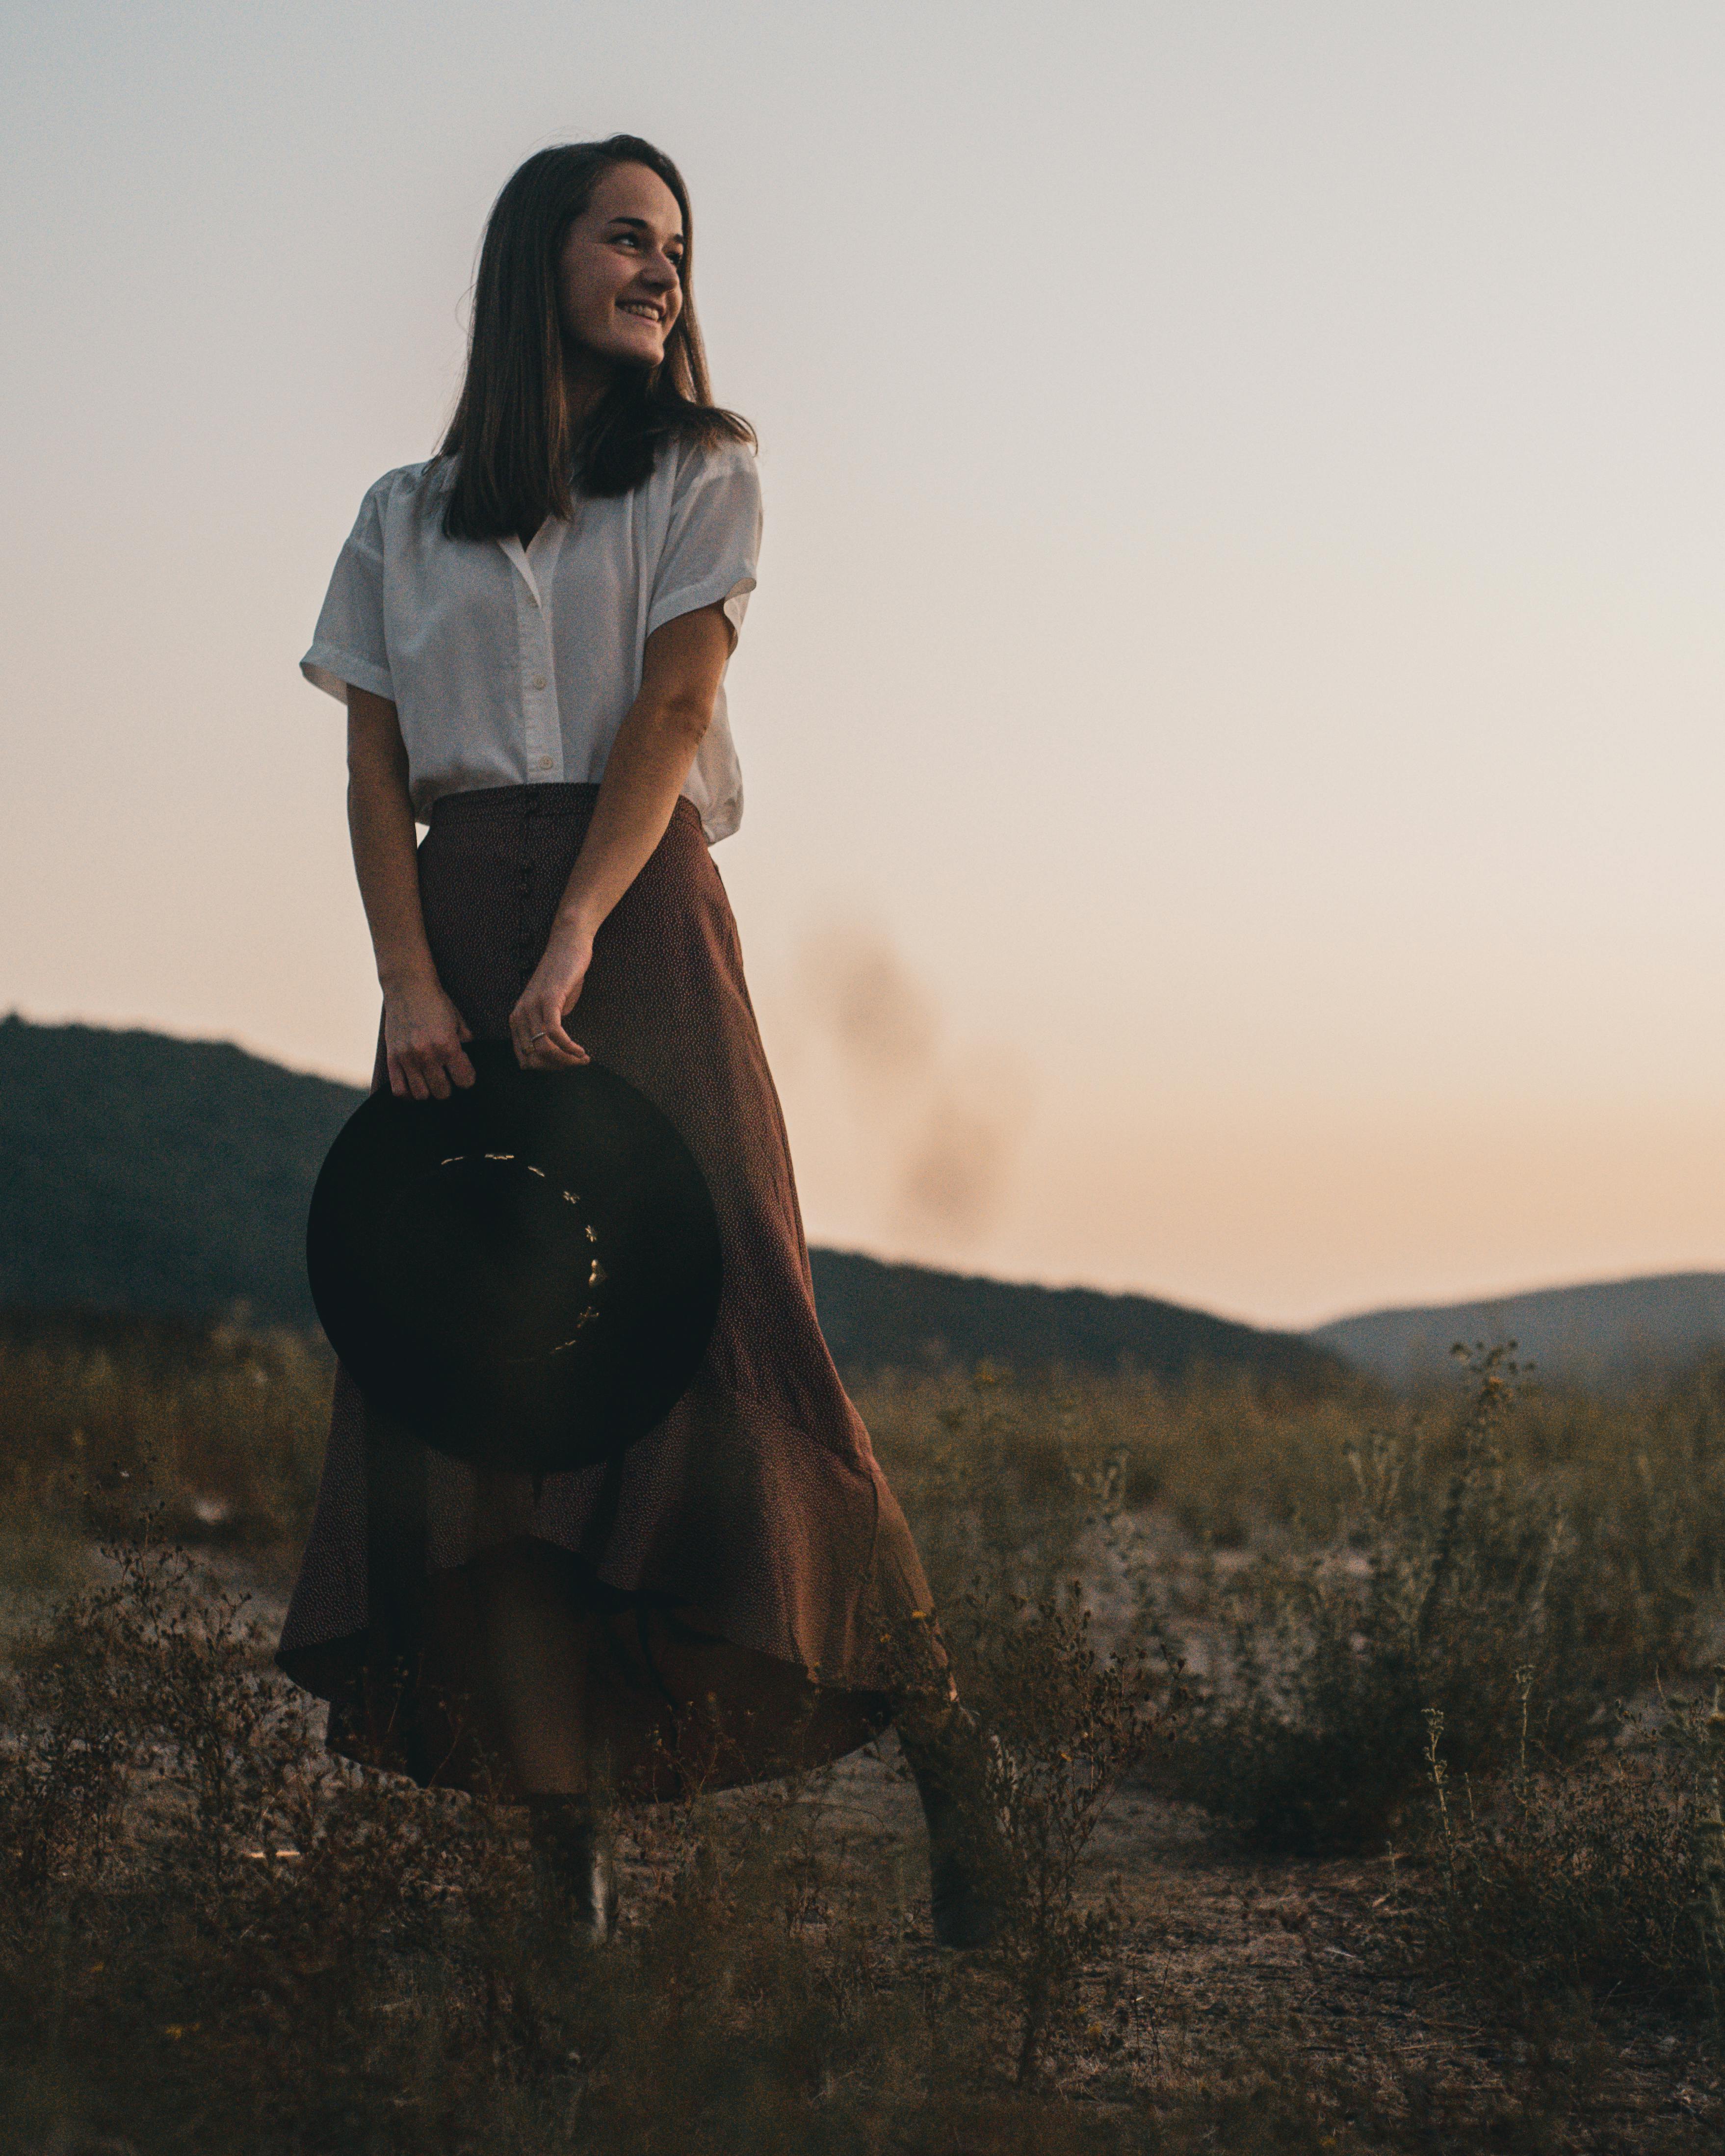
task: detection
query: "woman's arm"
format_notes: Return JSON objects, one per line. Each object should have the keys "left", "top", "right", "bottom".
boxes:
{"left": 346, "top": 687, "right": 477, "bottom": 1100}
{"left": 509, "top": 601, "right": 733, "bottom": 1069}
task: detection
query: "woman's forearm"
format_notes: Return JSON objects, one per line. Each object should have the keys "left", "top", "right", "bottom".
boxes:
{"left": 552, "top": 601, "right": 733, "bottom": 941}
{"left": 346, "top": 692, "right": 437, "bottom": 992}
{"left": 505, "top": 604, "right": 732, "bottom": 1069}
{"left": 553, "top": 695, "right": 711, "bottom": 936}
{"left": 345, "top": 688, "right": 475, "bottom": 1097}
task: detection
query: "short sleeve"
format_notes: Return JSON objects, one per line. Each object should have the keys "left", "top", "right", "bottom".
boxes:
{"left": 301, "top": 481, "right": 394, "bottom": 704}
{"left": 646, "top": 441, "right": 762, "bottom": 641}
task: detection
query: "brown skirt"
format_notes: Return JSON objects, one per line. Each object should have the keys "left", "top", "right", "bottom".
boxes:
{"left": 275, "top": 784, "right": 939, "bottom": 1798}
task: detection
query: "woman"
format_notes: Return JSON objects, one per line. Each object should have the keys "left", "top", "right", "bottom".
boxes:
{"left": 277, "top": 137, "right": 994, "bottom": 1948}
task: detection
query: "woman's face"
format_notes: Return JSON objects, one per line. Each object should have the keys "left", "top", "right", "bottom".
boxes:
{"left": 558, "top": 162, "right": 685, "bottom": 372}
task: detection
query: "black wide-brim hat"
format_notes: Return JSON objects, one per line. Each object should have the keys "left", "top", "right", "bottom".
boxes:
{"left": 306, "top": 1043, "right": 722, "bottom": 1477}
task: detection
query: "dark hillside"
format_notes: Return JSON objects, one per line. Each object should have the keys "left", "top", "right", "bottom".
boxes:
{"left": 0, "top": 1015, "right": 1339, "bottom": 1385}
{"left": 810, "top": 1247, "right": 1341, "bottom": 1389}
{"left": 0, "top": 1015, "right": 362, "bottom": 1329}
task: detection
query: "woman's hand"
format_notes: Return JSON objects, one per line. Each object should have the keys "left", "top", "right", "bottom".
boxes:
{"left": 509, "top": 921, "right": 595, "bottom": 1069}
{"left": 384, "top": 977, "right": 477, "bottom": 1099}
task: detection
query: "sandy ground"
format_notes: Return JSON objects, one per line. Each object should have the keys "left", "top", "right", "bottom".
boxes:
{"left": 790, "top": 1736, "right": 1723, "bottom": 2147}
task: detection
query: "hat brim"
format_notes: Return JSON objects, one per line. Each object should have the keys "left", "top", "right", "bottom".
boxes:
{"left": 306, "top": 1044, "right": 722, "bottom": 1475}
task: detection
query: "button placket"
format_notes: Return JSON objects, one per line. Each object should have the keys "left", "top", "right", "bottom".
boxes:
{"left": 519, "top": 586, "right": 556, "bottom": 778}
{"left": 499, "top": 529, "right": 566, "bottom": 783}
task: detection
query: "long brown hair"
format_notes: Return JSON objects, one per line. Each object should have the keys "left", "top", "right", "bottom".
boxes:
{"left": 434, "top": 137, "right": 753, "bottom": 538}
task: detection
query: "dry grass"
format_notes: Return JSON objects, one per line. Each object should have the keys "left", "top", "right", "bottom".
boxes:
{"left": 0, "top": 1310, "right": 330, "bottom": 1577}
{"left": 0, "top": 1314, "right": 1722, "bottom": 2150}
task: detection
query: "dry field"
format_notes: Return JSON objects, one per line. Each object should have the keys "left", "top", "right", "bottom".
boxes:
{"left": 0, "top": 1313, "right": 1722, "bottom": 2152}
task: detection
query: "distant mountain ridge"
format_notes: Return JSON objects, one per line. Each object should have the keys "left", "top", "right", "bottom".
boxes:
{"left": 807, "top": 1248, "right": 1331, "bottom": 1388}
{"left": 0, "top": 1015, "right": 1338, "bottom": 1389}
{"left": 1309, "top": 1273, "right": 1725, "bottom": 1388}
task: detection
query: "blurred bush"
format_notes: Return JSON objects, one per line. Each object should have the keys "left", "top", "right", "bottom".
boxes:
{"left": 0, "top": 1308, "right": 332, "bottom": 1562}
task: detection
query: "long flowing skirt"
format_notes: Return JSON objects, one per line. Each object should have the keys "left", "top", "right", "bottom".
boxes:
{"left": 275, "top": 784, "right": 938, "bottom": 1797}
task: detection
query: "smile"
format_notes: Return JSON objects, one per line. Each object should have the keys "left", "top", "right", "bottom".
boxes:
{"left": 618, "top": 302, "right": 663, "bottom": 323}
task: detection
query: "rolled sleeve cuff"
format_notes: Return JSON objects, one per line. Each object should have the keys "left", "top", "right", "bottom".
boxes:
{"left": 646, "top": 571, "right": 756, "bottom": 642}
{"left": 301, "top": 644, "right": 395, "bottom": 704}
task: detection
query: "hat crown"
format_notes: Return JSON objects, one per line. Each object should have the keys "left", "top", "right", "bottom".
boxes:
{"left": 374, "top": 1151, "right": 607, "bottom": 1373}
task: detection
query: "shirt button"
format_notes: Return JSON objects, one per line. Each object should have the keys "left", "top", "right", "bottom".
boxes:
{"left": 533, "top": 756, "right": 553, "bottom": 772}
{"left": 531, "top": 675, "right": 547, "bottom": 691}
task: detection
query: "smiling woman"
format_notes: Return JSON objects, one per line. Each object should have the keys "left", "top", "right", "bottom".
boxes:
{"left": 278, "top": 136, "right": 998, "bottom": 1957}
{"left": 436, "top": 138, "right": 754, "bottom": 534}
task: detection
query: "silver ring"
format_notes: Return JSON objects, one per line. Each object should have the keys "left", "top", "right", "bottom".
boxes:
{"left": 529, "top": 1031, "right": 548, "bottom": 1042}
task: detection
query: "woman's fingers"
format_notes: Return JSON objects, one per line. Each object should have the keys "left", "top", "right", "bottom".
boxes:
{"left": 509, "top": 984, "right": 590, "bottom": 1068}
{"left": 444, "top": 1003, "right": 477, "bottom": 1087}
{"left": 528, "top": 1017, "right": 589, "bottom": 1067}
{"left": 514, "top": 1015, "right": 589, "bottom": 1068}
{"left": 505, "top": 933, "right": 596, "bottom": 1069}
{"left": 383, "top": 985, "right": 480, "bottom": 1100}
{"left": 409, "top": 1051, "right": 449, "bottom": 1100}
{"left": 394, "top": 1035, "right": 477, "bottom": 1100}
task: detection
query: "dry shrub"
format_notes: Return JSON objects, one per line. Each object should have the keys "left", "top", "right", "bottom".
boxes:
{"left": 1152, "top": 1350, "right": 1708, "bottom": 1853}
{"left": 1419, "top": 1673, "right": 1725, "bottom": 2022}
{"left": 888, "top": 1581, "right": 1186, "bottom": 2088}
{"left": 0, "top": 1511, "right": 1181, "bottom": 2154}
{"left": 0, "top": 1532, "right": 530, "bottom": 2146}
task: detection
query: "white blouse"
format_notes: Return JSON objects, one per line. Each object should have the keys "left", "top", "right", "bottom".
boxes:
{"left": 302, "top": 436, "right": 761, "bottom": 843}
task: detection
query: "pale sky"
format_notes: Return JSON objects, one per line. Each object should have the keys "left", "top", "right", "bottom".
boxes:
{"left": 4, "top": 2, "right": 1723, "bottom": 1327}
